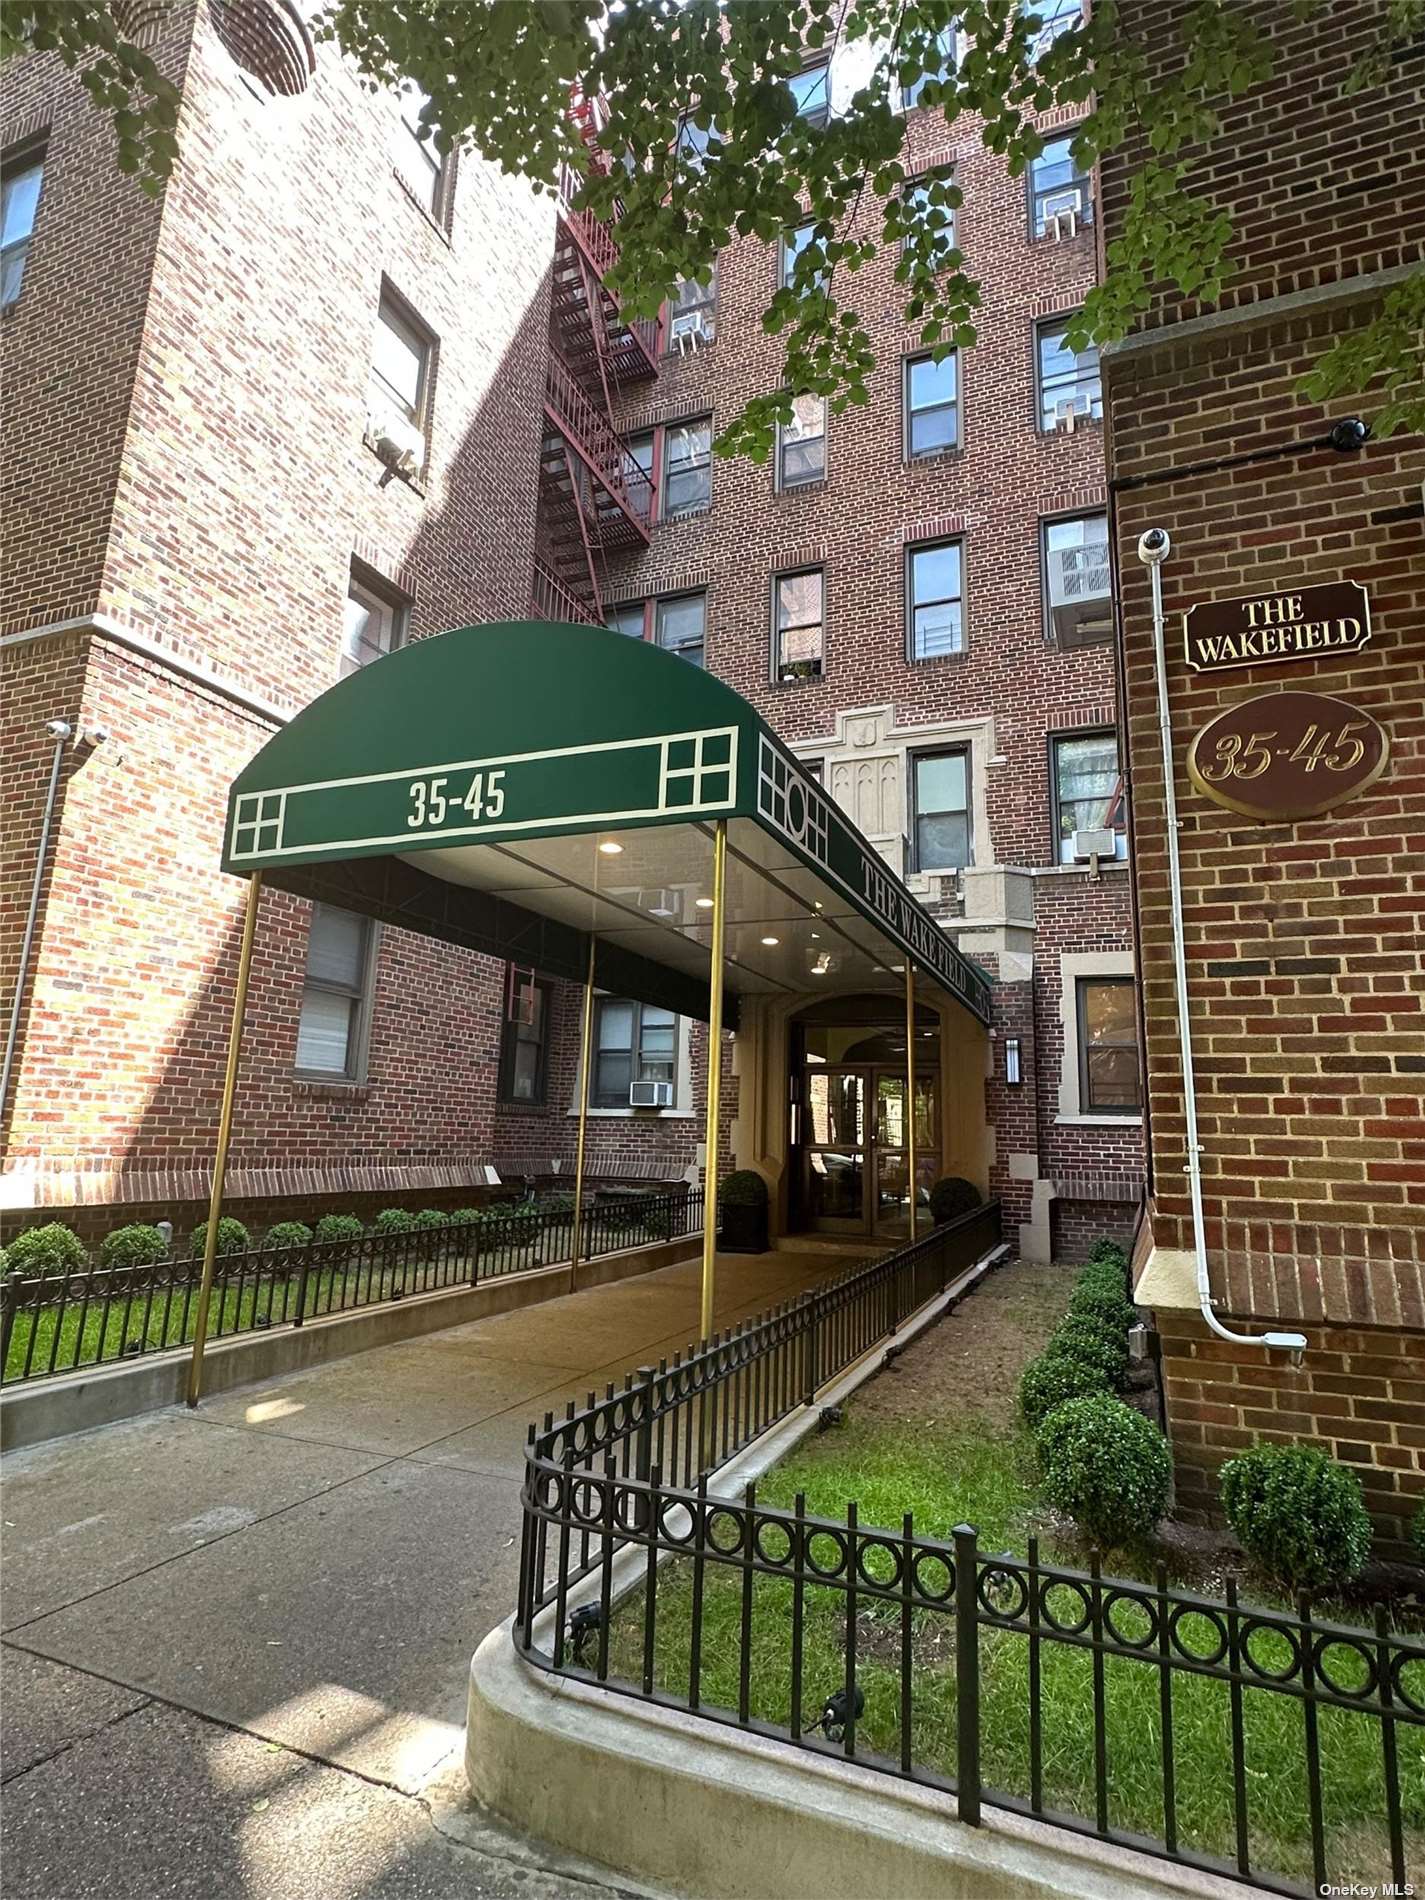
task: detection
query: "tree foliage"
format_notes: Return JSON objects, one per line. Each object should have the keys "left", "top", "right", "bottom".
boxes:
{"left": 8, "top": 0, "right": 1422, "bottom": 446}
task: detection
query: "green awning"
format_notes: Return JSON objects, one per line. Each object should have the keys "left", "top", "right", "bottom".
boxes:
{"left": 223, "top": 622, "right": 992, "bottom": 1027}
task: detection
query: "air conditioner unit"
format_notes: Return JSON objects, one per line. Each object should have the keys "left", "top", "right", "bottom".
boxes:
{"left": 1072, "top": 827, "right": 1116, "bottom": 863}
{"left": 670, "top": 308, "right": 711, "bottom": 352}
{"left": 1047, "top": 542, "right": 1112, "bottom": 645}
{"left": 1043, "top": 186, "right": 1083, "bottom": 239}
{"left": 629, "top": 1080, "right": 674, "bottom": 1108}
{"left": 365, "top": 403, "right": 424, "bottom": 482}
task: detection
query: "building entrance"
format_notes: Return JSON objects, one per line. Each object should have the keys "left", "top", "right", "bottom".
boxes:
{"left": 793, "top": 1000, "right": 940, "bottom": 1240}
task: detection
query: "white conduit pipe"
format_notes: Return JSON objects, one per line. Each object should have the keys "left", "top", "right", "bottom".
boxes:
{"left": 1138, "top": 528, "right": 1307, "bottom": 1359}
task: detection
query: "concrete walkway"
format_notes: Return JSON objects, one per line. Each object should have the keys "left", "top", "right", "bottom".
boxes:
{"left": 1, "top": 1248, "right": 858, "bottom": 1900}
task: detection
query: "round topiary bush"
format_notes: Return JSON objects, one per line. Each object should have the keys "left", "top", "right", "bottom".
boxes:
{"left": 1048, "top": 1315, "right": 1129, "bottom": 1389}
{"left": 1038, "top": 1395, "right": 1171, "bottom": 1546}
{"left": 372, "top": 1208, "right": 416, "bottom": 1234}
{"left": 264, "top": 1221, "right": 312, "bottom": 1250}
{"left": 189, "top": 1216, "right": 250, "bottom": 1258}
{"left": 1219, "top": 1444, "right": 1372, "bottom": 1594}
{"left": 448, "top": 1208, "right": 484, "bottom": 1227}
{"left": 719, "top": 1170, "right": 768, "bottom": 1207}
{"left": 98, "top": 1224, "right": 168, "bottom": 1268}
{"left": 928, "top": 1176, "right": 981, "bottom": 1225}
{"left": 4, "top": 1222, "right": 89, "bottom": 1278}
{"left": 1019, "top": 1349, "right": 1114, "bottom": 1431}
{"left": 314, "top": 1214, "right": 364, "bottom": 1244}
{"left": 1067, "top": 1279, "right": 1137, "bottom": 1335}
{"left": 410, "top": 1209, "right": 448, "bottom": 1230}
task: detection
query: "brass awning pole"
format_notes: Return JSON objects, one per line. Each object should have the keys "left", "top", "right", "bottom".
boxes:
{"left": 186, "top": 872, "right": 262, "bottom": 1408}
{"left": 699, "top": 820, "right": 728, "bottom": 1341}
{"left": 905, "top": 962, "right": 917, "bottom": 1240}
{"left": 569, "top": 931, "right": 597, "bottom": 1292}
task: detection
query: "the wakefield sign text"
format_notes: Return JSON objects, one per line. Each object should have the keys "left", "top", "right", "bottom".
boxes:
{"left": 1184, "top": 580, "right": 1370, "bottom": 674}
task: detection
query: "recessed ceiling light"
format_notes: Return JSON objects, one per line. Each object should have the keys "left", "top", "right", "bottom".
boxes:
{"left": 810, "top": 932, "right": 820, "bottom": 940}
{"left": 695, "top": 896, "right": 714, "bottom": 909}
{"left": 598, "top": 841, "right": 623, "bottom": 855}
{"left": 760, "top": 935, "right": 780, "bottom": 946}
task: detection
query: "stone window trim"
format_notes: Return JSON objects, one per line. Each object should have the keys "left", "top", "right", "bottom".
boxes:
{"left": 1056, "top": 950, "right": 1142, "bottom": 1126}
{"left": 566, "top": 1005, "right": 696, "bottom": 1120}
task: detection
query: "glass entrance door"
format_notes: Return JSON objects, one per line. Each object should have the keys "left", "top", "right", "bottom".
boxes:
{"left": 804, "top": 1064, "right": 938, "bottom": 1236}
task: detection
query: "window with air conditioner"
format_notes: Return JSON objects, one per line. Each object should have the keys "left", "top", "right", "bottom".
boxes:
{"left": 777, "top": 393, "right": 826, "bottom": 489}
{"left": 1029, "top": 132, "right": 1093, "bottom": 237}
{"left": 593, "top": 999, "right": 678, "bottom": 1108}
{"left": 1036, "top": 316, "right": 1101, "bottom": 431}
{"left": 668, "top": 265, "right": 717, "bottom": 348}
{"left": 1042, "top": 511, "right": 1111, "bottom": 645}
{"left": 1052, "top": 730, "right": 1127, "bottom": 865}
{"left": 367, "top": 291, "right": 433, "bottom": 471}
{"left": 341, "top": 569, "right": 408, "bottom": 678}
{"left": 773, "top": 569, "right": 824, "bottom": 682}
{"left": 295, "top": 906, "right": 375, "bottom": 1079}
{"left": 662, "top": 418, "right": 712, "bottom": 516}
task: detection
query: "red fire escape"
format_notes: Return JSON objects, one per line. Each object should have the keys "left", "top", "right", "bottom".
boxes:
{"left": 532, "top": 95, "right": 661, "bottom": 627}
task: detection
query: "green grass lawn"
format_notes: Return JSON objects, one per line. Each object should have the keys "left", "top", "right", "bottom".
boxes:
{"left": 605, "top": 1415, "right": 1425, "bottom": 1889}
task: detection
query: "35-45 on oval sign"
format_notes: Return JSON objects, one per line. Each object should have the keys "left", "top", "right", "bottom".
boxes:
{"left": 1186, "top": 690, "right": 1390, "bottom": 821}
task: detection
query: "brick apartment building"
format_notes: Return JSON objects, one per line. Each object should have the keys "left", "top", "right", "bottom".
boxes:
{"left": 3, "top": 1, "right": 1141, "bottom": 1259}
{"left": 1102, "top": 0, "right": 1424, "bottom": 1548}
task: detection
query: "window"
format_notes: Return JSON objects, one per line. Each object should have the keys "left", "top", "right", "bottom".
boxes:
{"left": 777, "top": 392, "right": 826, "bottom": 488}
{"left": 1023, "top": 0, "right": 1083, "bottom": 63}
{"left": 802, "top": 757, "right": 824, "bottom": 784}
{"left": 498, "top": 972, "right": 552, "bottom": 1104}
{"left": 773, "top": 569, "right": 824, "bottom": 682}
{"left": 904, "top": 26, "right": 957, "bottom": 106}
{"left": 606, "top": 601, "right": 646, "bottom": 640}
{"left": 904, "top": 352, "right": 959, "bottom": 458}
{"left": 788, "top": 61, "right": 830, "bottom": 127}
{"left": 593, "top": 999, "right": 677, "bottom": 1107}
{"left": 369, "top": 292, "right": 432, "bottom": 460}
{"left": 1042, "top": 512, "right": 1111, "bottom": 644}
{"left": 911, "top": 750, "right": 970, "bottom": 872}
{"left": 1, "top": 150, "right": 44, "bottom": 310}
{"left": 295, "top": 906, "right": 373, "bottom": 1077}
{"left": 1037, "top": 316, "right": 1101, "bottom": 430}
{"left": 668, "top": 266, "right": 717, "bottom": 345}
{"left": 903, "top": 177, "right": 957, "bottom": 265}
{"left": 655, "top": 592, "right": 705, "bottom": 667}
{"left": 780, "top": 221, "right": 825, "bottom": 293}
{"left": 1029, "top": 132, "right": 1092, "bottom": 236}
{"left": 676, "top": 114, "right": 718, "bottom": 169}
{"left": 906, "top": 539, "right": 964, "bottom": 659}
{"left": 621, "top": 429, "right": 655, "bottom": 522}
{"left": 1053, "top": 732, "right": 1127, "bottom": 864}
{"left": 391, "top": 84, "right": 445, "bottom": 216}
{"left": 1076, "top": 977, "right": 1140, "bottom": 1114}
{"left": 341, "top": 570, "right": 408, "bottom": 677}
{"left": 662, "top": 416, "right": 712, "bottom": 516}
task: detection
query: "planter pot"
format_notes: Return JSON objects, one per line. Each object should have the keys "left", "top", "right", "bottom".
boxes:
{"left": 718, "top": 1203, "right": 768, "bottom": 1254}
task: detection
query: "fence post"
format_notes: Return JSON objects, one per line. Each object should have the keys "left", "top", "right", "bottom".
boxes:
{"left": 634, "top": 1363, "right": 656, "bottom": 1531}
{"left": 293, "top": 1243, "right": 312, "bottom": 1328}
{"left": 953, "top": 1523, "right": 982, "bottom": 1826}
{"left": 0, "top": 1276, "right": 19, "bottom": 1376}
{"left": 800, "top": 1290, "right": 819, "bottom": 1406}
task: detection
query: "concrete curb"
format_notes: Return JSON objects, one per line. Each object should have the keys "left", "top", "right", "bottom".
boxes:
{"left": 0, "top": 1234, "right": 697, "bottom": 1452}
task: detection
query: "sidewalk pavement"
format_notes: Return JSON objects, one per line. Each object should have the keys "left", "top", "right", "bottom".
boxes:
{"left": 1, "top": 1247, "right": 857, "bottom": 1900}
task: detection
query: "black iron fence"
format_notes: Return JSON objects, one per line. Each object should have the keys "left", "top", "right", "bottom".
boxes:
{"left": 514, "top": 1204, "right": 1423, "bottom": 1900}
{"left": 1, "top": 1188, "right": 702, "bottom": 1387}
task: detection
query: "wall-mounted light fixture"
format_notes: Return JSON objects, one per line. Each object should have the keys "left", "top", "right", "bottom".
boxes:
{"left": 1005, "top": 1037, "right": 1022, "bottom": 1086}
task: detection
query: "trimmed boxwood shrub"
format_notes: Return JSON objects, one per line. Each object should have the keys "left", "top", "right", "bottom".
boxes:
{"left": 372, "top": 1208, "right": 417, "bottom": 1234}
{"left": 1019, "top": 1350, "right": 1113, "bottom": 1431}
{"left": 1048, "top": 1314, "right": 1129, "bottom": 1389}
{"left": 4, "top": 1223, "right": 89, "bottom": 1278}
{"left": 314, "top": 1214, "right": 364, "bottom": 1244}
{"left": 1038, "top": 1394, "right": 1171, "bottom": 1545}
{"left": 719, "top": 1170, "right": 768, "bottom": 1208}
{"left": 1067, "top": 1279, "right": 1137, "bottom": 1336}
{"left": 449, "top": 1208, "right": 484, "bottom": 1227}
{"left": 1088, "top": 1239, "right": 1127, "bottom": 1269}
{"left": 189, "top": 1217, "right": 250, "bottom": 1258}
{"left": 928, "top": 1176, "right": 981, "bottom": 1225}
{"left": 98, "top": 1224, "right": 168, "bottom": 1268}
{"left": 410, "top": 1209, "right": 449, "bottom": 1230}
{"left": 1219, "top": 1444, "right": 1371, "bottom": 1594}
{"left": 1412, "top": 1502, "right": 1425, "bottom": 1566}
{"left": 264, "top": 1221, "right": 312, "bottom": 1250}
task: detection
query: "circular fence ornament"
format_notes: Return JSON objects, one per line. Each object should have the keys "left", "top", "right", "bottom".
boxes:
{"left": 1186, "top": 690, "right": 1389, "bottom": 822}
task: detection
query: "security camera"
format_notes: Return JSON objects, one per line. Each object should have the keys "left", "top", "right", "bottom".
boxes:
{"left": 1328, "top": 416, "right": 1369, "bottom": 454}
{"left": 83, "top": 726, "right": 110, "bottom": 747}
{"left": 1136, "top": 527, "right": 1170, "bottom": 566}
{"left": 44, "top": 719, "right": 73, "bottom": 740}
